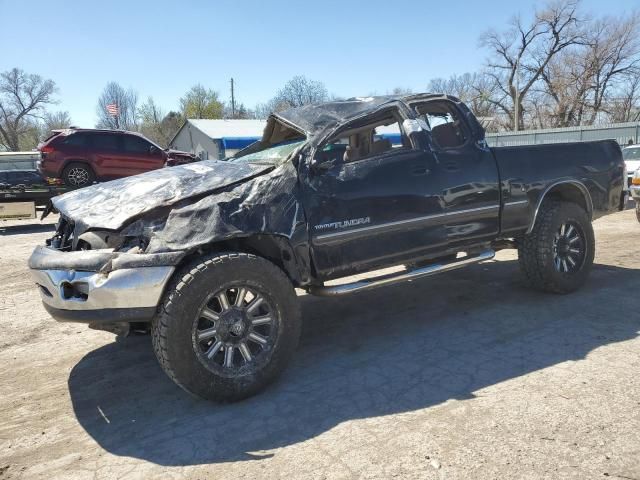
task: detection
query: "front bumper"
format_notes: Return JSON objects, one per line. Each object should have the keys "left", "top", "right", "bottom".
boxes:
{"left": 630, "top": 185, "right": 640, "bottom": 201}
{"left": 29, "top": 246, "right": 180, "bottom": 324}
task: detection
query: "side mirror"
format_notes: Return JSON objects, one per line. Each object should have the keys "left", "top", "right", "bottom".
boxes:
{"left": 149, "top": 145, "right": 158, "bottom": 155}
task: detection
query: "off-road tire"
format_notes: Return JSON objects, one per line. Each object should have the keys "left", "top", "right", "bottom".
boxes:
{"left": 518, "top": 200, "right": 594, "bottom": 294}
{"left": 151, "top": 252, "right": 301, "bottom": 402}
{"left": 62, "top": 162, "right": 95, "bottom": 188}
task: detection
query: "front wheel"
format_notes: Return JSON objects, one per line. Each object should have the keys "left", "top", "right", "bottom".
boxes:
{"left": 518, "top": 200, "right": 595, "bottom": 294}
{"left": 151, "top": 252, "right": 301, "bottom": 402}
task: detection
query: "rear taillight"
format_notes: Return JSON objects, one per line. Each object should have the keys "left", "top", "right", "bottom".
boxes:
{"left": 40, "top": 145, "right": 55, "bottom": 154}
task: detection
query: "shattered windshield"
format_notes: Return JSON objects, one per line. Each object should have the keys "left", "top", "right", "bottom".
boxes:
{"left": 623, "top": 147, "right": 640, "bottom": 160}
{"left": 232, "top": 140, "right": 305, "bottom": 165}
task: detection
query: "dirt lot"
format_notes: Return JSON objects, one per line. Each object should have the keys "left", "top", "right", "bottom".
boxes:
{"left": 1, "top": 208, "right": 639, "bottom": 480}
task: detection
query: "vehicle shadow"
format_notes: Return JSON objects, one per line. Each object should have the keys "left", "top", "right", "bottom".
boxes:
{"left": 68, "top": 260, "right": 640, "bottom": 466}
{"left": 0, "top": 222, "right": 54, "bottom": 235}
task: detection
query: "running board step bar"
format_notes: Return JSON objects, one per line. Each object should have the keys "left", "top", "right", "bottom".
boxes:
{"left": 308, "top": 250, "right": 495, "bottom": 297}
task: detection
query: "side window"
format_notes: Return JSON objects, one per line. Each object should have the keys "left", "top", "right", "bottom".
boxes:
{"left": 123, "top": 135, "right": 152, "bottom": 154}
{"left": 321, "top": 110, "right": 412, "bottom": 163}
{"left": 61, "top": 133, "right": 87, "bottom": 147}
{"left": 92, "top": 134, "right": 120, "bottom": 151}
{"left": 414, "top": 101, "right": 468, "bottom": 149}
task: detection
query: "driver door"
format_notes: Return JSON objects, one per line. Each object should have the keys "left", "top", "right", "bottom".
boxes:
{"left": 301, "top": 106, "right": 447, "bottom": 280}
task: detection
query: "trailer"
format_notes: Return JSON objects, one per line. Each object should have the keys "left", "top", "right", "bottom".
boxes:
{"left": 0, "top": 186, "right": 68, "bottom": 220}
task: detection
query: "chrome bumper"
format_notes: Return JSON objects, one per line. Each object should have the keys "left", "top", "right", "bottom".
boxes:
{"left": 29, "top": 246, "right": 178, "bottom": 323}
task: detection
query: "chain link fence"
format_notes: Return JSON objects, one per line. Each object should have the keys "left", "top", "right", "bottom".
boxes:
{"left": 486, "top": 122, "right": 640, "bottom": 147}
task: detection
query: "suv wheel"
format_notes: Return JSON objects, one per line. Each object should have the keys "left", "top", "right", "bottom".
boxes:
{"left": 62, "top": 162, "right": 95, "bottom": 188}
{"left": 518, "top": 200, "right": 595, "bottom": 294}
{"left": 151, "top": 252, "right": 301, "bottom": 402}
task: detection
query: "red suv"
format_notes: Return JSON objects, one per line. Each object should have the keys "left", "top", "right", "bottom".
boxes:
{"left": 38, "top": 129, "right": 196, "bottom": 188}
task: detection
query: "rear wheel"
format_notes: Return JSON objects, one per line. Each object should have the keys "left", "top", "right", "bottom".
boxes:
{"left": 518, "top": 200, "right": 594, "bottom": 294}
{"left": 62, "top": 162, "right": 95, "bottom": 188}
{"left": 151, "top": 252, "right": 301, "bottom": 402}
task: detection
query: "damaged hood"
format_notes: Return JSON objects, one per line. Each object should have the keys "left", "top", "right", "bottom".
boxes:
{"left": 51, "top": 160, "right": 273, "bottom": 232}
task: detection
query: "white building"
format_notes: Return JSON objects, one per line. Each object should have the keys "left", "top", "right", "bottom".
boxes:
{"left": 169, "top": 119, "right": 267, "bottom": 160}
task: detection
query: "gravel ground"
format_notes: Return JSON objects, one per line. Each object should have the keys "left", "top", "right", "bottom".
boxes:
{"left": 0, "top": 209, "right": 639, "bottom": 480}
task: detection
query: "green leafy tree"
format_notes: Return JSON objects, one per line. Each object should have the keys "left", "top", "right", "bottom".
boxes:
{"left": 179, "top": 84, "right": 224, "bottom": 119}
{"left": 138, "top": 96, "right": 184, "bottom": 147}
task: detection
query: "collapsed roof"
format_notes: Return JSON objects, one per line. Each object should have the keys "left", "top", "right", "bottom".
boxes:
{"left": 273, "top": 94, "right": 452, "bottom": 142}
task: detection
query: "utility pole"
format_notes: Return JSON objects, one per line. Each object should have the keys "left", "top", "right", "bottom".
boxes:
{"left": 230, "top": 78, "right": 236, "bottom": 118}
{"left": 514, "top": 57, "right": 520, "bottom": 132}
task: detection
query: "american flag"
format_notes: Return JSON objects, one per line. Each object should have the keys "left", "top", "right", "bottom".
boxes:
{"left": 106, "top": 103, "right": 119, "bottom": 116}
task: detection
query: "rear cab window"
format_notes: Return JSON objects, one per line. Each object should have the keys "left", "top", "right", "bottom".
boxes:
{"left": 412, "top": 101, "right": 469, "bottom": 149}
{"left": 320, "top": 108, "right": 414, "bottom": 164}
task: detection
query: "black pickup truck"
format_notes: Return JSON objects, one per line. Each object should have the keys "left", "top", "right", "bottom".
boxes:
{"left": 29, "top": 94, "right": 626, "bottom": 401}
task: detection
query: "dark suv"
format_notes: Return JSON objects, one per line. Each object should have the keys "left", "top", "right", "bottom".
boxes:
{"left": 0, "top": 170, "right": 47, "bottom": 188}
{"left": 37, "top": 129, "right": 196, "bottom": 187}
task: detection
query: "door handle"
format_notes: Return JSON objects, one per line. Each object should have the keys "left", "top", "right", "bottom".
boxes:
{"left": 411, "top": 167, "right": 430, "bottom": 175}
{"left": 443, "top": 162, "right": 459, "bottom": 172}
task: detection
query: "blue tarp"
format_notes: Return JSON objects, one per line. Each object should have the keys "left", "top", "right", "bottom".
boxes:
{"left": 221, "top": 133, "right": 402, "bottom": 159}
{"left": 221, "top": 137, "right": 261, "bottom": 150}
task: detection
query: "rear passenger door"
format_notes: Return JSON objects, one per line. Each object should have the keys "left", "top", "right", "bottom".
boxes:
{"left": 121, "top": 135, "right": 165, "bottom": 175}
{"left": 411, "top": 100, "right": 500, "bottom": 246}
{"left": 89, "top": 133, "right": 127, "bottom": 179}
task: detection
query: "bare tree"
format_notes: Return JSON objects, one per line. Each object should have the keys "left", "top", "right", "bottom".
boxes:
{"left": 480, "top": 0, "right": 584, "bottom": 130}
{"left": 585, "top": 13, "right": 640, "bottom": 123}
{"left": 0, "top": 68, "right": 57, "bottom": 151}
{"left": 223, "top": 102, "right": 252, "bottom": 119}
{"left": 96, "top": 82, "right": 139, "bottom": 130}
{"left": 428, "top": 73, "right": 498, "bottom": 120}
{"left": 43, "top": 111, "right": 72, "bottom": 132}
{"left": 390, "top": 87, "right": 414, "bottom": 95}
{"left": 252, "top": 76, "right": 329, "bottom": 118}
{"left": 272, "top": 76, "right": 329, "bottom": 109}
{"left": 607, "top": 74, "right": 640, "bottom": 122}
{"left": 525, "top": 12, "right": 640, "bottom": 127}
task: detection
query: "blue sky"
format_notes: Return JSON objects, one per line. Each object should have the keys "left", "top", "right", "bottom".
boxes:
{"left": 1, "top": 0, "right": 638, "bottom": 127}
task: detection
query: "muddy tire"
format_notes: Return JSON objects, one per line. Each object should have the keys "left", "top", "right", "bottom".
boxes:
{"left": 151, "top": 252, "right": 301, "bottom": 402}
{"left": 518, "top": 200, "right": 594, "bottom": 294}
{"left": 62, "top": 162, "right": 95, "bottom": 188}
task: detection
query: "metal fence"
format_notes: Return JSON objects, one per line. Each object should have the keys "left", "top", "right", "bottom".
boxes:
{"left": 486, "top": 122, "right": 640, "bottom": 147}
